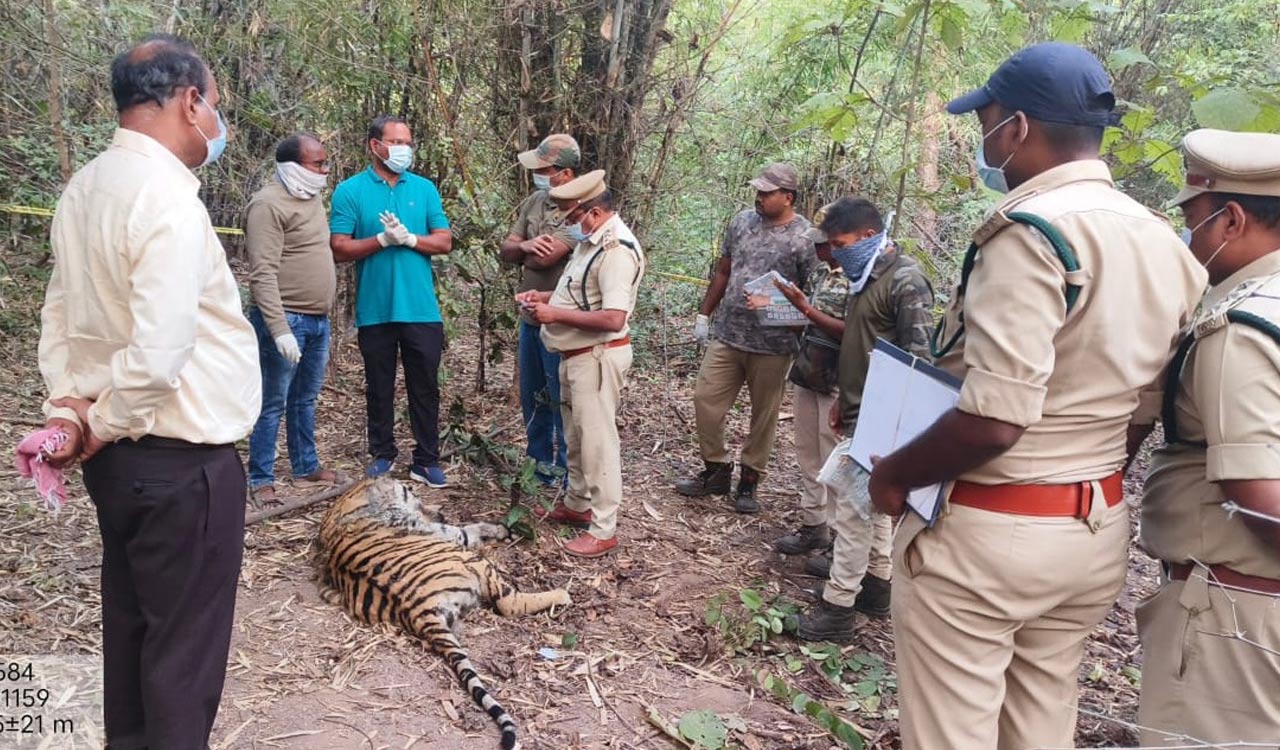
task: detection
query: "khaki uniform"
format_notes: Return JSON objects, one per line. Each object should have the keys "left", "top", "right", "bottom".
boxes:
{"left": 1137, "top": 253, "right": 1280, "bottom": 746}
{"left": 825, "top": 249, "right": 933, "bottom": 608}
{"left": 541, "top": 214, "right": 645, "bottom": 540}
{"left": 894, "top": 160, "right": 1206, "bottom": 749}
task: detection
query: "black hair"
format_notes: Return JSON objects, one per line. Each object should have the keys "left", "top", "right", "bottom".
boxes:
{"left": 821, "top": 196, "right": 884, "bottom": 236}
{"left": 109, "top": 34, "right": 208, "bottom": 113}
{"left": 995, "top": 103, "right": 1104, "bottom": 155}
{"left": 368, "top": 115, "right": 409, "bottom": 142}
{"left": 580, "top": 188, "right": 615, "bottom": 213}
{"left": 275, "top": 132, "right": 321, "bottom": 163}
{"left": 1210, "top": 192, "right": 1280, "bottom": 230}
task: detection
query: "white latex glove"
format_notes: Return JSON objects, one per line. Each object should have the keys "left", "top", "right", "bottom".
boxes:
{"left": 274, "top": 333, "right": 302, "bottom": 365}
{"left": 378, "top": 211, "right": 417, "bottom": 248}
{"left": 694, "top": 314, "right": 710, "bottom": 343}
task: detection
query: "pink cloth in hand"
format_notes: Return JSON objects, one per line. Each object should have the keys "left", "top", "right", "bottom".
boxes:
{"left": 15, "top": 426, "right": 70, "bottom": 511}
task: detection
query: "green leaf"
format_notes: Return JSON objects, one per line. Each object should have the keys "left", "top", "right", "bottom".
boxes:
{"left": 739, "top": 589, "right": 764, "bottom": 611}
{"left": 860, "top": 695, "right": 882, "bottom": 713}
{"left": 678, "top": 710, "right": 728, "bottom": 750}
{"left": 1086, "top": 662, "right": 1106, "bottom": 683}
{"left": 1122, "top": 665, "right": 1142, "bottom": 686}
{"left": 770, "top": 617, "right": 783, "bottom": 634}
{"left": 854, "top": 679, "right": 880, "bottom": 697}
{"left": 833, "top": 718, "right": 866, "bottom": 749}
{"left": 1193, "top": 88, "right": 1262, "bottom": 131}
{"left": 791, "top": 692, "right": 810, "bottom": 713}
{"left": 561, "top": 632, "right": 579, "bottom": 649}
{"left": 1108, "top": 47, "right": 1153, "bottom": 72}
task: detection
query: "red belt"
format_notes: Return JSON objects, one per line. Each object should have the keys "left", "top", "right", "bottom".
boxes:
{"left": 1169, "top": 562, "right": 1280, "bottom": 595}
{"left": 949, "top": 471, "right": 1124, "bottom": 518}
{"left": 562, "top": 335, "right": 630, "bottom": 360}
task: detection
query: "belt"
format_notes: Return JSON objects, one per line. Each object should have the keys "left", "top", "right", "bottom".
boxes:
{"left": 949, "top": 471, "right": 1123, "bottom": 518}
{"left": 1168, "top": 562, "right": 1280, "bottom": 596}
{"left": 130, "top": 435, "right": 233, "bottom": 451}
{"left": 562, "top": 335, "right": 631, "bottom": 360}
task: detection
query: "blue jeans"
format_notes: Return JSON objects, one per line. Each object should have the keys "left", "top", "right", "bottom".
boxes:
{"left": 518, "top": 320, "right": 566, "bottom": 482}
{"left": 248, "top": 308, "right": 331, "bottom": 488}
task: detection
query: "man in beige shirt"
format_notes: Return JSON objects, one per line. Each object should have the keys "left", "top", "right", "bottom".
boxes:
{"left": 37, "top": 34, "right": 259, "bottom": 749}
{"left": 245, "top": 133, "right": 342, "bottom": 505}
{"left": 1137, "top": 128, "right": 1280, "bottom": 746}
{"left": 867, "top": 43, "right": 1205, "bottom": 749}
{"left": 517, "top": 171, "right": 645, "bottom": 558}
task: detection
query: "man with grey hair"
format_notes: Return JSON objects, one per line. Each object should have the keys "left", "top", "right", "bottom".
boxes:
{"left": 38, "top": 34, "right": 259, "bottom": 748}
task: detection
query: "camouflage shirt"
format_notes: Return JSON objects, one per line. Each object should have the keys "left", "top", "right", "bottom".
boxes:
{"left": 508, "top": 190, "right": 576, "bottom": 325}
{"left": 711, "top": 210, "right": 817, "bottom": 355}
{"left": 836, "top": 246, "right": 935, "bottom": 428}
{"left": 789, "top": 264, "right": 851, "bottom": 394}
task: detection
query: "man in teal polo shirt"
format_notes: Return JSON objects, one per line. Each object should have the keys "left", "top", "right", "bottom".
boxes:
{"left": 330, "top": 115, "right": 453, "bottom": 486}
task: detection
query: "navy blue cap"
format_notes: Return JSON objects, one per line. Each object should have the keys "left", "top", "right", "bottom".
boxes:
{"left": 946, "top": 42, "right": 1118, "bottom": 127}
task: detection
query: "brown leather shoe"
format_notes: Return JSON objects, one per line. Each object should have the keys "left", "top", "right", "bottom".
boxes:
{"left": 250, "top": 484, "right": 278, "bottom": 509}
{"left": 294, "top": 467, "right": 348, "bottom": 487}
{"left": 533, "top": 502, "right": 593, "bottom": 529}
{"left": 563, "top": 532, "right": 618, "bottom": 558}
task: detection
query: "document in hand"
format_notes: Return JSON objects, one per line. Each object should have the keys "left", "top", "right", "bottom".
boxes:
{"left": 848, "top": 339, "right": 962, "bottom": 525}
{"left": 744, "top": 271, "right": 808, "bottom": 326}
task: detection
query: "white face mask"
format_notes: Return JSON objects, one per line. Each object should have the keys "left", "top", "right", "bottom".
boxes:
{"left": 380, "top": 142, "right": 413, "bottom": 173}
{"left": 1183, "top": 207, "right": 1228, "bottom": 268}
{"left": 276, "top": 160, "right": 328, "bottom": 199}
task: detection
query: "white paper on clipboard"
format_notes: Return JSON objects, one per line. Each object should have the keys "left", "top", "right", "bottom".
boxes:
{"left": 848, "top": 339, "right": 962, "bottom": 525}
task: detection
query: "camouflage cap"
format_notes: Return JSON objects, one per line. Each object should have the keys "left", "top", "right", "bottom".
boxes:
{"left": 548, "top": 169, "right": 607, "bottom": 203}
{"left": 803, "top": 202, "right": 836, "bottom": 244}
{"left": 749, "top": 162, "right": 800, "bottom": 192}
{"left": 518, "top": 134, "right": 582, "bottom": 170}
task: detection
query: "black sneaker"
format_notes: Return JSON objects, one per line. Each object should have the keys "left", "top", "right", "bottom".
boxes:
{"left": 674, "top": 461, "right": 732, "bottom": 497}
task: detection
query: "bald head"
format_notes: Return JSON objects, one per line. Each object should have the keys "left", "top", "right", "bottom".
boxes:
{"left": 110, "top": 34, "right": 209, "bottom": 114}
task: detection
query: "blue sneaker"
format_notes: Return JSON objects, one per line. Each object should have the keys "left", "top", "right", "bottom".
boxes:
{"left": 366, "top": 458, "right": 394, "bottom": 478}
{"left": 410, "top": 464, "right": 447, "bottom": 488}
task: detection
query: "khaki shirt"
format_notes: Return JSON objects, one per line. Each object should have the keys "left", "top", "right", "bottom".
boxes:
{"left": 934, "top": 160, "right": 1206, "bottom": 484}
{"left": 540, "top": 214, "right": 645, "bottom": 353}
{"left": 1142, "top": 252, "right": 1280, "bottom": 579}
{"left": 508, "top": 190, "right": 575, "bottom": 325}
{"left": 837, "top": 248, "right": 934, "bottom": 427}
{"left": 38, "top": 128, "right": 261, "bottom": 445}
{"left": 245, "top": 179, "right": 336, "bottom": 338}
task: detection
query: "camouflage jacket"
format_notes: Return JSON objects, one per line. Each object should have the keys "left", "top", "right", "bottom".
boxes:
{"left": 789, "top": 264, "right": 851, "bottom": 394}
{"left": 837, "top": 246, "right": 935, "bottom": 427}
{"left": 711, "top": 209, "right": 816, "bottom": 355}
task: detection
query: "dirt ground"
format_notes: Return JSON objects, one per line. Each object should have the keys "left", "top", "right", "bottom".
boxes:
{"left": 0, "top": 245, "right": 1159, "bottom": 750}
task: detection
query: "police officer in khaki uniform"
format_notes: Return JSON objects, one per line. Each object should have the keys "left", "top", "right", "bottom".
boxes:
{"left": 1136, "top": 128, "right": 1280, "bottom": 746}
{"left": 866, "top": 43, "right": 1206, "bottom": 749}
{"left": 517, "top": 170, "right": 645, "bottom": 558}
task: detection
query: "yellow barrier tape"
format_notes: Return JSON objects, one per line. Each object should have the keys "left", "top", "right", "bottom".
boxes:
{"left": 2, "top": 203, "right": 244, "bottom": 236}
{"left": 652, "top": 270, "right": 709, "bottom": 287}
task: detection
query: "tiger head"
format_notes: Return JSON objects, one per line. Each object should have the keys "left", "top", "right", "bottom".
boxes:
{"left": 325, "top": 476, "right": 445, "bottom": 532}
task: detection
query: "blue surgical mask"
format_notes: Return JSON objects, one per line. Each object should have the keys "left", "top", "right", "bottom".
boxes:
{"left": 194, "top": 95, "right": 227, "bottom": 167}
{"left": 382, "top": 143, "right": 414, "bottom": 174}
{"left": 532, "top": 173, "right": 552, "bottom": 190}
{"left": 566, "top": 222, "right": 588, "bottom": 243}
{"left": 832, "top": 231, "right": 886, "bottom": 291}
{"left": 976, "top": 113, "right": 1020, "bottom": 194}
{"left": 1182, "top": 207, "right": 1229, "bottom": 268}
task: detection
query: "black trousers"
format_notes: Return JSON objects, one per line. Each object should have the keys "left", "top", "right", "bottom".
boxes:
{"left": 357, "top": 322, "right": 444, "bottom": 466}
{"left": 82, "top": 438, "right": 245, "bottom": 750}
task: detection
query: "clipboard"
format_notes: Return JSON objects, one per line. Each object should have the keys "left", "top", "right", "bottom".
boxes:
{"left": 848, "top": 339, "right": 962, "bottom": 525}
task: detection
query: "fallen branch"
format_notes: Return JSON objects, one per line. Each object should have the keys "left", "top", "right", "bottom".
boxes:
{"left": 247, "top": 480, "right": 358, "bottom": 526}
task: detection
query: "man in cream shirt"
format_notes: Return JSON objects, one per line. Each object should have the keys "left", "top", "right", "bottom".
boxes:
{"left": 37, "top": 34, "right": 259, "bottom": 750}
{"left": 517, "top": 170, "right": 645, "bottom": 558}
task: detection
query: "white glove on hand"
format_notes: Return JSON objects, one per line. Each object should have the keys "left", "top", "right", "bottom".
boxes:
{"left": 378, "top": 211, "right": 417, "bottom": 248}
{"left": 694, "top": 314, "right": 710, "bottom": 343}
{"left": 274, "top": 333, "right": 302, "bottom": 365}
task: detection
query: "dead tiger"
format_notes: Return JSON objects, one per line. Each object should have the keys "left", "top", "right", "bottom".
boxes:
{"left": 317, "top": 477, "right": 570, "bottom": 749}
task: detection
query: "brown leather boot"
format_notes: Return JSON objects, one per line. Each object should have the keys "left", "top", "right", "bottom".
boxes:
{"left": 533, "top": 502, "right": 593, "bottom": 529}
{"left": 563, "top": 532, "right": 618, "bottom": 558}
